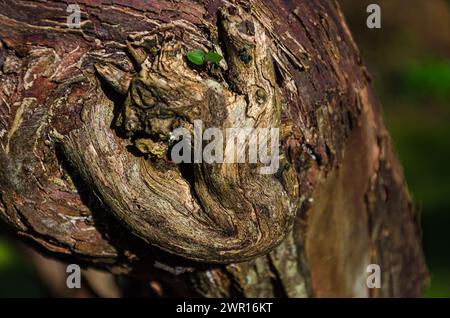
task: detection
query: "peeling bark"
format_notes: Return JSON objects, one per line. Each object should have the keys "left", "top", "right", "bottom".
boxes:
{"left": 0, "top": 0, "right": 427, "bottom": 297}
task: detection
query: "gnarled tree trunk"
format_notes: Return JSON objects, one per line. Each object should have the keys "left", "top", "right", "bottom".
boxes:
{"left": 0, "top": 0, "right": 427, "bottom": 297}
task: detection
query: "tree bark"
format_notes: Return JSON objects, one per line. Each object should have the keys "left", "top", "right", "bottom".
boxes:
{"left": 0, "top": 0, "right": 428, "bottom": 297}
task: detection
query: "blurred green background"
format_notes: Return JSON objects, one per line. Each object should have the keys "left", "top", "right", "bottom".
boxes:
{"left": 0, "top": 237, "right": 46, "bottom": 297}
{"left": 0, "top": 0, "right": 449, "bottom": 297}
{"left": 341, "top": 0, "right": 450, "bottom": 297}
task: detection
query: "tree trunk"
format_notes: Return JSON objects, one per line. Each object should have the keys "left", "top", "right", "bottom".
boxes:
{"left": 0, "top": 0, "right": 428, "bottom": 297}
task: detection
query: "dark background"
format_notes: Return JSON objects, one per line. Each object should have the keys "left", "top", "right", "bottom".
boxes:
{"left": 0, "top": 0, "right": 449, "bottom": 297}
{"left": 341, "top": 0, "right": 450, "bottom": 297}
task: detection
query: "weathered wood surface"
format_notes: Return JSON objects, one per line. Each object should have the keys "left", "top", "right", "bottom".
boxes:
{"left": 0, "top": 0, "right": 427, "bottom": 297}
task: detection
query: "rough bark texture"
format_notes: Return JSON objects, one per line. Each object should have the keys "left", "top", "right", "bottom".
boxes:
{"left": 0, "top": 0, "right": 428, "bottom": 297}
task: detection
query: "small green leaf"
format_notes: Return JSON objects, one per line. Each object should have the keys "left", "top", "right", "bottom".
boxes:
{"left": 205, "top": 52, "right": 223, "bottom": 64}
{"left": 187, "top": 50, "right": 205, "bottom": 66}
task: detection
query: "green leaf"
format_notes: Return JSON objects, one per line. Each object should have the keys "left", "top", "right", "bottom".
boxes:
{"left": 187, "top": 50, "right": 205, "bottom": 66}
{"left": 205, "top": 52, "right": 223, "bottom": 64}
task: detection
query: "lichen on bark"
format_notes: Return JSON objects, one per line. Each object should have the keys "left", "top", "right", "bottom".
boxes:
{"left": 0, "top": 0, "right": 427, "bottom": 297}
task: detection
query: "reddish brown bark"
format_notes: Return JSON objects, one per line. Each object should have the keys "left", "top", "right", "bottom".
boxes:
{"left": 0, "top": 0, "right": 427, "bottom": 297}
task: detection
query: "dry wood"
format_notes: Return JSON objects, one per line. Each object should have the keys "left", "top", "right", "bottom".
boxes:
{"left": 0, "top": 0, "right": 427, "bottom": 297}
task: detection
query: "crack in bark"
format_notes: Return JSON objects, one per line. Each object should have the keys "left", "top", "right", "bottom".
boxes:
{"left": 0, "top": 0, "right": 428, "bottom": 297}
